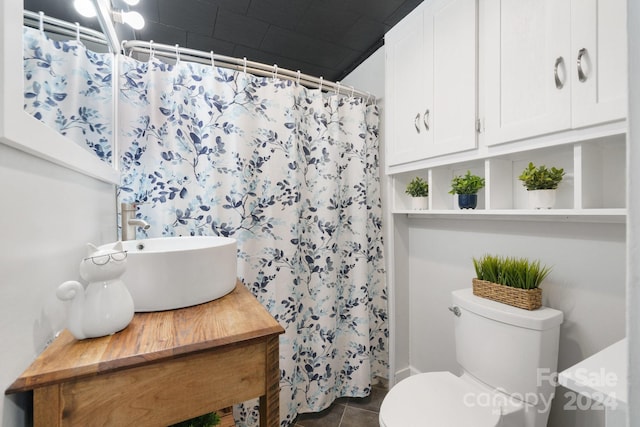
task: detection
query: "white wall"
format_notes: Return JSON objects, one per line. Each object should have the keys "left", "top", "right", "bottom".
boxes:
{"left": 0, "top": 143, "right": 116, "bottom": 425}
{"left": 341, "top": 47, "right": 385, "bottom": 99}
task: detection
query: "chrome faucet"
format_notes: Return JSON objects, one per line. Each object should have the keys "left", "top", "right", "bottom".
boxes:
{"left": 121, "top": 202, "right": 150, "bottom": 241}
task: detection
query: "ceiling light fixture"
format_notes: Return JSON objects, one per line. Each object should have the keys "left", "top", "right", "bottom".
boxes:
{"left": 73, "top": 0, "right": 145, "bottom": 30}
{"left": 73, "top": 0, "right": 97, "bottom": 18}
{"left": 111, "top": 10, "right": 145, "bottom": 30}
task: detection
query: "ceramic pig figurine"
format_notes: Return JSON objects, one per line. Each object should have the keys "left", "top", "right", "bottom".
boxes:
{"left": 56, "top": 242, "right": 134, "bottom": 340}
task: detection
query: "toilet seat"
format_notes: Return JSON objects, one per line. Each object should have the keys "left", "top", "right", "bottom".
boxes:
{"left": 379, "top": 372, "right": 522, "bottom": 427}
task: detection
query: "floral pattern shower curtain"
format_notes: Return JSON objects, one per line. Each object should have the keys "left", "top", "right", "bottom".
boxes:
{"left": 118, "top": 56, "right": 387, "bottom": 426}
{"left": 23, "top": 26, "right": 113, "bottom": 163}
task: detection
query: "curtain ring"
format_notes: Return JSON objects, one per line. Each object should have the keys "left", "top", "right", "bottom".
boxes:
{"left": 38, "top": 11, "right": 44, "bottom": 33}
{"left": 121, "top": 40, "right": 132, "bottom": 57}
{"left": 296, "top": 70, "right": 301, "bottom": 85}
{"left": 75, "top": 22, "right": 81, "bottom": 42}
{"left": 175, "top": 44, "right": 180, "bottom": 64}
{"left": 350, "top": 86, "right": 355, "bottom": 98}
{"left": 149, "top": 40, "right": 155, "bottom": 59}
{"left": 210, "top": 51, "right": 215, "bottom": 68}
{"left": 273, "top": 64, "right": 278, "bottom": 80}
{"left": 335, "top": 81, "right": 341, "bottom": 95}
{"left": 318, "top": 76, "right": 323, "bottom": 92}
{"left": 243, "top": 57, "right": 247, "bottom": 75}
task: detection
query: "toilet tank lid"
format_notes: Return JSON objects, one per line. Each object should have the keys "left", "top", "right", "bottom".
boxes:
{"left": 452, "top": 288, "right": 563, "bottom": 330}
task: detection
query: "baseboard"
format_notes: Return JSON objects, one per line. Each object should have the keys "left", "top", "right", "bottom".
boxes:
{"left": 394, "top": 366, "right": 410, "bottom": 383}
{"left": 393, "top": 365, "right": 421, "bottom": 384}
{"left": 373, "top": 375, "right": 389, "bottom": 388}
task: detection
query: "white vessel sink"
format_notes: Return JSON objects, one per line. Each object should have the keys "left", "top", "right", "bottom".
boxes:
{"left": 101, "top": 236, "right": 237, "bottom": 312}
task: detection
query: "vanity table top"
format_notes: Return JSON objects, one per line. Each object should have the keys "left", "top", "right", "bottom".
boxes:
{"left": 6, "top": 281, "right": 284, "bottom": 394}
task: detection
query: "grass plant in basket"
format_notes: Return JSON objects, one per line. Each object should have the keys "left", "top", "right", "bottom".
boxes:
{"left": 471, "top": 254, "right": 552, "bottom": 310}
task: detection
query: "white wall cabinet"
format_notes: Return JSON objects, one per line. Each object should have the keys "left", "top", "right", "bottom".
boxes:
{"left": 484, "top": 0, "right": 627, "bottom": 146}
{"left": 385, "top": 0, "right": 627, "bottom": 222}
{"left": 385, "top": 5, "right": 429, "bottom": 164}
{"left": 483, "top": 0, "right": 571, "bottom": 144}
{"left": 385, "top": 0, "right": 477, "bottom": 167}
{"left": 570, "top": 0, "right": 628, "bottom": 128}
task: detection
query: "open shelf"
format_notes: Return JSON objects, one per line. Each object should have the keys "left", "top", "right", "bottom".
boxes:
{"left": 394, "top": 208, "right": 626, "bottom": 223}
{"left": 390, "top": 134, "right": 626, "bottom": 222}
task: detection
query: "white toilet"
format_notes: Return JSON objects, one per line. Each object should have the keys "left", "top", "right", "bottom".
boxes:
{"left": 380, "top": 288, "right": 563, "bottom": 427}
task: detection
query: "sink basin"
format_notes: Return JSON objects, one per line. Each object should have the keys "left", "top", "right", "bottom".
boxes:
{"left": 101, "top": 236, "right": 237, "bottom": 312}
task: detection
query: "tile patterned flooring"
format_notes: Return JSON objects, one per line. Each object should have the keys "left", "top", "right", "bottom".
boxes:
{"left": 293, "top": 386, "right": 387, "bottom": 427}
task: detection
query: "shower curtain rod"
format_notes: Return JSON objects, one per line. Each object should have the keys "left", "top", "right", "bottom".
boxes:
{"left": 122, "top": 40, "right": 372, "bottom": 100}
{"left": 21, "top": 11, "right": 372, "bottom": 100}
{"left": 23, "top": 10, "right": 109, "bottom": 47}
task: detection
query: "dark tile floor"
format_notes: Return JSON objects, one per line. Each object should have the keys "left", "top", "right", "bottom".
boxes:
{"left": 293, "top": 385, "right": 387, "bottom": 427}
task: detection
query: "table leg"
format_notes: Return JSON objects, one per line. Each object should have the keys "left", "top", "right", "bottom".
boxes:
{"left": 34, "top": 385, "right": 61, "bottom": 427}
{"left": 260, "top": 335, "right": 280, "bottom": 427}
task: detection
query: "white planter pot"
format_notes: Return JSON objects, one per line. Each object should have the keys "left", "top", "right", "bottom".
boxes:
{"left": 528, "top": 189, "right": 557, "bottom": 209}
{"left": 410, "top": 196, "right": 429, "bottom": 210}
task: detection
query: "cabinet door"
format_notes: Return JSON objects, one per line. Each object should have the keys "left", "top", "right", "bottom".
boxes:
{"left": 385, "top": 5, "right": 429, "bottom": 166}
{"left": 427, "top": 0, "right": 477, "bottom": 157}
{"left": 571, "top": 0, "right": 627, "bottom": 128}
{"left": 484, "top": 0, "right": 572, "bottom": 145}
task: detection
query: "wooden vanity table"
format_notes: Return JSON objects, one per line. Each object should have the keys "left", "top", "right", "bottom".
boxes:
{"left": 6, "top": 282, "right": 284, "bottom": 426}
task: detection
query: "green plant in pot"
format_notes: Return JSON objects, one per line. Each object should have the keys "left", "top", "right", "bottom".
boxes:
{"left": 518, "top": 162, "right": 565, "bottom": 209}
{"left": 449, "top": 170, "right": 485, "bottom": 209}
{"left": 406, "top": 176, "right": 429, "bottom": 210}
{"left": 472, "top": 254, "right": 552, "bottom": 310}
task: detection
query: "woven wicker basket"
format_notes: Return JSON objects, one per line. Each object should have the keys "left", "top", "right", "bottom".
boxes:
{"left": 472, "top": 278, "right": 542, "bottom": 310}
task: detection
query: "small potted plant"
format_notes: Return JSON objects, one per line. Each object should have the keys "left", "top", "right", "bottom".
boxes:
{"left": 472, "top": 254, "right": 552, "bottom": 310}
{"left": 518, "top": 162, "right": 565, "bottom": 209}
{"left": 449, "top": 170, "right": 485, "bottom": 209}
{"left": 405, "top": 176, "right": 429, "bottom": 210}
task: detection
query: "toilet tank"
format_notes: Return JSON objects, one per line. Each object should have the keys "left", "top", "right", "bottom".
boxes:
{"left": 451, "top": 288, "right": 563, "bottom": 407}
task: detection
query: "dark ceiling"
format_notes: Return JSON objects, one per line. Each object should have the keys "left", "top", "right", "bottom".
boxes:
{"left": 24, "top": 0, "right": 423, "bottom": 81}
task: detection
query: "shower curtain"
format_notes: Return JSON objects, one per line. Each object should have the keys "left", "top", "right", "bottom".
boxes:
{"left": 118, "top": 55, "right": 387, "bottom": 426}
{"left": 22, "top": 26, "right": 113, "bottom": 163}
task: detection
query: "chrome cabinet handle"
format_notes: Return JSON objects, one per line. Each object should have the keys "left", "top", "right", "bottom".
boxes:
{"left": 554, "top": 56, "right": 565, "bottom": 89}
{"left": 414, "top": 113, "right": 421, "bottom": 133}
{"left": 448, "top": 306, "right": 461, "bottom": 317}
{"left": 423, "top": 109, "right": 430, "bottom": 131}
{"left": 577, "top": 48, "right": 588, "bottom": 82}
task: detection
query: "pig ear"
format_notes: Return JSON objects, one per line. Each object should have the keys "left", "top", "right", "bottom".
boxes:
{"left": 113, "top": 241, "right": 123, "bottom": 252}
{"left": 86, "top": 243, "right": 100, "bottom": 256}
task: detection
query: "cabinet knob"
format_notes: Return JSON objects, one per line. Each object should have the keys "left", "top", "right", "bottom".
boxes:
{"left": 577, "top": 48, "right": 589, "bottom": 82}
{"left": 554, "top": 56, "right": 565, "bottom": 90}
{"left": 414, "top": 113, "right": 421, "bottom": 134}
{"left": 423, "top": 109, "right": 430, "bottom": 131}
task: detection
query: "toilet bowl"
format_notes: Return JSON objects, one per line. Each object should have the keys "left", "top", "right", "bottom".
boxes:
{"left": 380, "top": 288, "right": 563, "bottom": 427}
{"left": 379, "top": 372, "right": 528, "bottom": 427}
